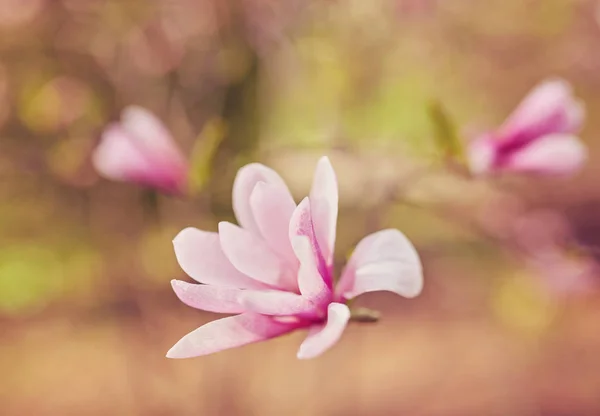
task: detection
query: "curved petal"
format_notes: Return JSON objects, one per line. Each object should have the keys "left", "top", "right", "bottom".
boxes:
{"left": 309, "top": 156, "right": 338, "bottom": 268}
{"left": 499, "top": 79, "right": 583, "bottom": 145}
{"left": 166, "top": 313, "right": 297, "bottom": 358}
{"left": 336, "top": 229, "right": 423, "bottom": 301}
{"left": 238, "top": 290, "right": 316, "bottom": 316}
{"left": 289, "top": 197, "right": 330, "bottom": 287}
{"left": 296, "top": 303, "right": 350, "bottom": 360}
{"left": 171, "top": 280, "right": 247, "bottom": 314}
{"left": 218, "top": 222, "right": 292, "bottom": 290}
{"left": 232, "top": 163, "right": 293, "bottom": 236}
{"left": 504, "top": 134, "right": 587, "bottom": 175}
{"left": 173, "top": 227, "right": 266, "bottom": 289}
{"left": 291, "top": 235, "right": 330, "bottom": 304}
{"left": 250, "top": 181, "right": 298, "bottom": 267}
{"left": 93, "top": 124, "right": 152, "bottom": 182}
{"left": 121, "top": 106, "right": 185, "bottom": 162}
{"left": 94, "top": 110, "right": 187, "bottom": 193}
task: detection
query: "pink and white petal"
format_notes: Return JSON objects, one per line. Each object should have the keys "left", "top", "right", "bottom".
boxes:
{"left": 296, "top": 303, "right": 350, "bottom": 360}
{"left": 121, "top": 106, "right": 185, "bottom": 161}
{"left": 232, "top": 163, "right": 293, "bottom": 236}
{"left": 289, "top": 197, "right": 315, "bottom": 239}
{"left": 289, "top": 198, "right": 329, "bottom": 287}
{"left": 238, "top": 290, "right": 316, "bottom": 316}
{"left": 505, "top": 134, "right": 587, "bottom": 175}
{"left": 218, "top": 222, "right": 289, "bottom": 289}
{"left": 166, "top": 313, "right": 297, "bottom": 358}
{"left": 309, "top": 156, "right": 338, "bottom": 267}
{"left": 93, "top": 124, "right": 153, "bottom": 182}
{"left": 250, "top": 181, "right": 298, "bottom": 267}
{"left": 171, "top": 280, "right": 247, "bottom": 314}
{"left": 337, "top": 229, "right": 423, "bottom": 301}
{"left": 467, "top": 134, "right": 497, "bottom": 175}
{"left": 291, "top": 235, "right": 331, "bottom": 304}
{"left": 500, "top": 79, "right": 581, "bottom": 142}
{"left": 173, "top": 227, "right": 266, "bottom": 290}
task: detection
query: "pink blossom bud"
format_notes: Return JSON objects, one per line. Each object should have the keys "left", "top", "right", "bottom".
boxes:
{"left": 468, "top": 79, "right": 587, "bottom": 176}
{"left": 93, "top": 106, "right": 188, "bottom": 194}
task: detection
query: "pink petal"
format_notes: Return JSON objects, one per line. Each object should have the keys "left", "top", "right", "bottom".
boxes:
{"left": 238, "top": 290, "right": 316, "bottom": 316}
{"left": 296, "top": 303, "right": 350, "bottom": 360}
{"left": 504, "top": 134, "right": 587, "bottom": 175}
{"left": 466, "top": 134, "right": 496, "bottom": 175}
{"left": 218, "top": 222, "right": 291, "bottom": 290}
{"left": 121, "top": 106, "right": 186, "bottom": 164}
{"left": 291, "top": 235, "right": 331, "bottom": 304}
{"left": 171, "top": 280, "right": 247, "bottom": 314}
{"left": 499, "top": 79, "right": 584, "bottom": 144}
{"left": 250, "top": 181, "right": 298, "bottom": 268}
{"left": 336, "top": 229, "right": 423, "bottom": 301}
{"left": 289, "top": 197, "right": 330, "bottom": 287}
{"left": 166, "top": 313, "right": 297, "bottom": 358}
{"left": 94, "top": 107, "right": 188, "bottom": 193}
{"left": 173, "top": 227, "right": 267, "bottom": 290}
{"left": 232, "top": 163, "right": 293, "bottom": 236}
{"left": 93, "top": 124, "right": 154, "bottom": 181}
{"left": 309, "top": 157, "right": 338, "bottom": 268}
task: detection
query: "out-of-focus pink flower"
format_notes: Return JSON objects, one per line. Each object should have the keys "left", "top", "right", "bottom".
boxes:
{"left": 93, "top": 106, "right": 188, "bottom": 194}
{"left": 467, "top": 79, "right": 587, "bottom": 176}
{"left": 512, "top": 210, "right": 598, "bottom": 296}
{"left": 167, "top": 157, "right": 423, "bottom": 359}
{"left": 526, "top": 248, "right": 598, "bottom": 296}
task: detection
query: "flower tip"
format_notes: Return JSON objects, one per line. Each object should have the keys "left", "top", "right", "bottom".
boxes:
{"left": 296, "top": 347, "right": 313, "bottom": 360}
{"left": 121, "top": 104, "right": 151, "bottom": 121}
{"left": 403, "top": 281, "right": 424, "bottom": 299}
{"left": 166, "top": 340, "right": 194, "bottom": 359}
{"left": 165, "top": 347, "right": 180, "bottom": 359}
{"left": 172, "top": 227, "right": 195, "bottom": 245}
{"left": 217, "top": 220, "right": 234, "bottom": 235}
{"left": 317, "top": 155, "right": 331, "bottom": 165}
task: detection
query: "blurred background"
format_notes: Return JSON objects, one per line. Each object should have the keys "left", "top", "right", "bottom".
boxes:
{"left": 3, "top": 0, "right": 600, "bottom": 415}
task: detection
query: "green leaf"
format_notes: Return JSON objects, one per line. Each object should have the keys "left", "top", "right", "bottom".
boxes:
{"left": 188, "top": 118, "right": 228, "bottom": 195}
{"left": 427, "top": 100, "right": 466, "bottom": 164}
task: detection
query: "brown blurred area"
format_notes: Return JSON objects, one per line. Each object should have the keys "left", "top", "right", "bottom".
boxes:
{"left": 3, "top": 0, "right": 600, "bottom": 415}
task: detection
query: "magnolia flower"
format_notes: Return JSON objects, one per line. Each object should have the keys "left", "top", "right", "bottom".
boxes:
{"left": 513, "top": 210, "right": 598, "bottom": 295}
{"left": 467, "top": 79, "right": 587, "bottom": 176}
{"left": 167, "top": 157, "right": 423, "bottom": 359}
{"left": 93, "top": 106, "right": 188, "bottom": 194}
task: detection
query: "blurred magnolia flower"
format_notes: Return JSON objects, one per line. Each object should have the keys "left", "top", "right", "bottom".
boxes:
{"left": 467, "top": 79, "right": 587, "bottom": 176}
{"left": 526, "top": 248, "right": 598, "bottom": 296}
{"left": 513, "top": 210, "right": 598, "bottom": 295}
{"left": 167, "top": 157, "right": 423, "bottom": 359}
{"left": 93, "top": 106, "right": 188, "bottom": 194}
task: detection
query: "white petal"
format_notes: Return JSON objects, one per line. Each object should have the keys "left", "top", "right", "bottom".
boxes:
{"left": 232, "top": 163, "right": 293, "bottom": 236}
{"left": 166, "top": 313, "right": 297, "bottom": 358}
{"left": 296, "top": 303, "right": 350, "bottom": 359}
{"left": 309, "top": 156, "right": 338, "bottom": 267}
{"left": 218, "top": 222, "right": 289, "bottom": 289}
{"left": 337, "top": 229, "right": 423, "bottom": 300}
{"left": 173, "top": 227, "right": 265, "bottom": 289}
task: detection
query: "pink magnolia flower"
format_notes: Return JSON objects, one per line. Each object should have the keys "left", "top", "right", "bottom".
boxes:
{"left": 467, "top": 79, "right": 587, "bottom": 176}
{"left": 167, "top": 157, "right": 423, "bottom": 359}
{"left": 93, "top": 106, "right": 188, "bottom": 194}
{"left": 512, "top": 210, "right": 598, "bottom": 295}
